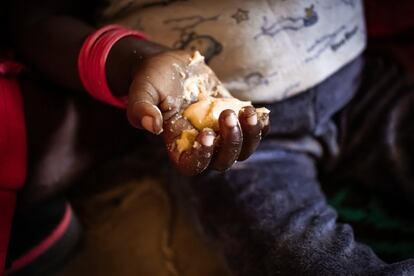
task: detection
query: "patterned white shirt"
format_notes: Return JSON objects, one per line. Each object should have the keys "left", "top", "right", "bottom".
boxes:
{"left": 99, "top": 0, "right": 366, "bottom": 103}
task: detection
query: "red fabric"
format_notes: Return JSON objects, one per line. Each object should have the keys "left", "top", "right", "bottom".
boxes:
{"left": 365, "top": 0, "right": 414, "bottom": 37}
{"left": 0, "top": 191, "right": 16, "bottom": 273}
{"left": 0, "top": 59, "right": 27, "bottom": 273}
{"left": 0, "top": 77, "right": 27, "bottom": 189}
{"left": 78, "top": 25, "right": 147, "bottom": 109}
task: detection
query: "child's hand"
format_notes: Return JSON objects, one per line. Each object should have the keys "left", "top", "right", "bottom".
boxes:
{"left": 127, "top": 50, "right": 269, "bottom": 175}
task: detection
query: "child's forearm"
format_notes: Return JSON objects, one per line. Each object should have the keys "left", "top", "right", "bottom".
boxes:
{"left": 7, "top": 0, "right": 167, "bottom": 97}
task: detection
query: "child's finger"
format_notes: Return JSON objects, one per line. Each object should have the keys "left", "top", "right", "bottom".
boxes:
{"left": 127, "top": 80, "right": 163, "bottom": 135}
{"left": 163, "top": 114, "right": 216, "bottom": 175}
{"left": 237, "top": 106, "right": 262, "bottom": 161}
{"left": 210, "top": 110, "right": 243, "bottom": 171}
{"left": 163, "top": 113, "right": 193, "bottom": 142}
{"left": 177, "top": 129, "right": 216, "bottom": 175}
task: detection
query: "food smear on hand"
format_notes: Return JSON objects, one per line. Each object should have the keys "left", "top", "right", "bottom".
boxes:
{"left": 176, "top": 51, "right": 270, "bottom": 153}
{"left": 176, "top": 129, "right": 199, "bottom": 153}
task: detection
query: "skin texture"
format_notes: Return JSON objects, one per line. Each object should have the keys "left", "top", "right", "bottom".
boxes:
{"left": 5, "top": 0, "right": 270, "bottom": 206}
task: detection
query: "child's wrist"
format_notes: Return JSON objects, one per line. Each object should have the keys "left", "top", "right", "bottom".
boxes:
{"left": 106, "top": 37, "right": 169, "bottom": 98}
{"left": 77, "top": 25, "right": 148, "bottom": 108}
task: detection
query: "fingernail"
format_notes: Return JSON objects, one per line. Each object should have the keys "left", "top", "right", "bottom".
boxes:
{"left": 225, "top": 113, "right": 238, "bottom": 127}
{"left": 141, "top": 116, "right": 156, "bottom": 134}
{"left": 246, "top": 114, "right": 258, "bottom": 125}
{"left": 201, "top": 133, "right": 215, "bottom": 147}
{"left": 153, "top": 115, "right": 164, "bottom": 135}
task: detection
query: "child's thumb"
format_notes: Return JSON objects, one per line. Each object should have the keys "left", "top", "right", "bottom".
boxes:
{"left": 127, "top": 88, "right": 163, "bottom": 135}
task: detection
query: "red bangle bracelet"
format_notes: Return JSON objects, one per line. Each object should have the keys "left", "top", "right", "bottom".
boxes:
{"left": 78, "top": 25, "right": 147, "bottom": 108}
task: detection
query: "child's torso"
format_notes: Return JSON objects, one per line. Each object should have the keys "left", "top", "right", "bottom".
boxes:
{"left": 99, "top": 0, "right": 366, "bottom": 102}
